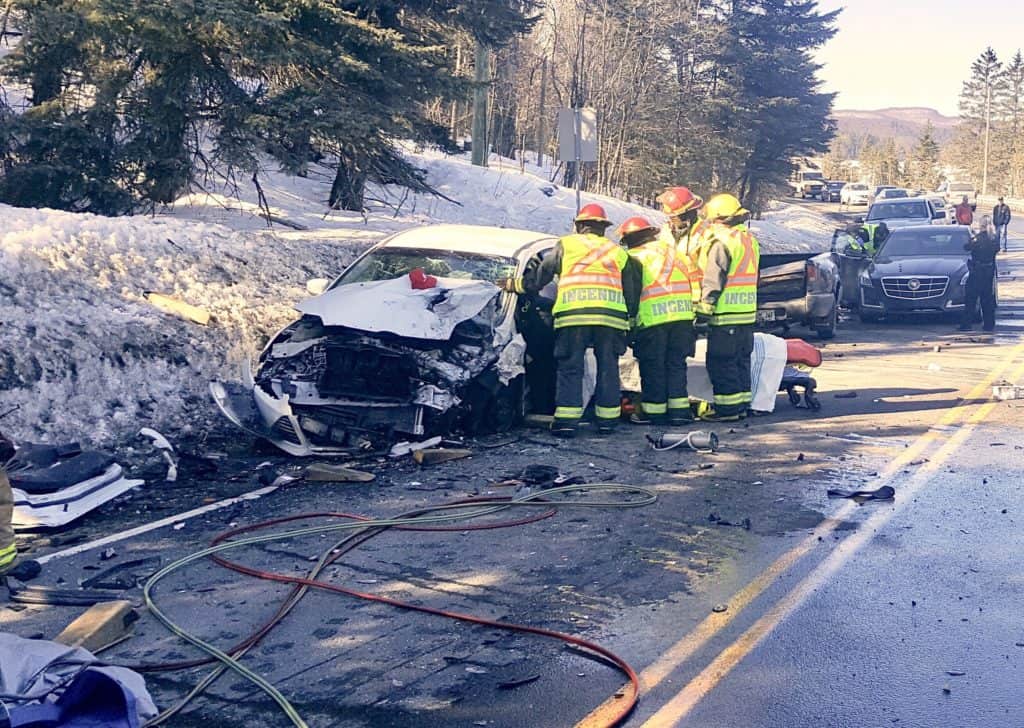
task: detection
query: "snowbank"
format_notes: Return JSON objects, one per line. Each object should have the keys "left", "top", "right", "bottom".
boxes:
{"left": 0, "top": 206, "right": 321, "bottom": 447}
{"left": 752, "top": 201, "right": 836, "bottom": 254}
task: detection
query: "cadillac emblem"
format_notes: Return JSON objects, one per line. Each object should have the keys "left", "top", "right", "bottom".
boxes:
{"left": 908, "top": 278, "right": 921, "bottom": 291}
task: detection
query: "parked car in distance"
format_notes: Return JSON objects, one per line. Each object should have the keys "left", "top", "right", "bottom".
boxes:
{"left": 791, "top": 169, "right": 826, "bottom": 199}
{"left": 841, "top": 182, "right": 871, "bottom": 206}
{"left": 858, "top": 225, "right": 989, "bottom": 322}
{"left": 925, "top": 195, "right": 952, "bottom": 223}
{"left": 823, "top": 181, "right": 846, "bottom": 202}
{"left": 875, "top": 187, "right": 910, "bottom": 202}
{"left": 865, "top": 197, "right": 945, "bottom": 230}
{"left": 868, "top": 185, "right": 900, "bottom": 205}
{"left": 936, "top": 181, "right": 978, "bottom": 211}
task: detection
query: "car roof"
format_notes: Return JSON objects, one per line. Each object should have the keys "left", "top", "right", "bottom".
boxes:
{"left": 383, "top": 224, "right": 558, "bottom": 258}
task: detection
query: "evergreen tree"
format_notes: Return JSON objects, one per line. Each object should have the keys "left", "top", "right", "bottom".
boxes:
{"left": 956, "top": 47, "right": 1004, "bottom": 194}
{"left": 0, "top": 1, "right": 538, "bottom": 214}
{"left": 907, "top": 122, "right": 941, "bottom": 191}
{"left": 996, "top": 50, "right": 1024, "bottom": 195}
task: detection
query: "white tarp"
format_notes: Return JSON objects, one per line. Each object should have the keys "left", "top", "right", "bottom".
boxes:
{"left": 295, "top": 276, "right": 501, "bottom": 340}
{"left": 619, "top": 332, "right": 788, "bottom": 413}
{"left": 12, "top": 464, "right": 145, "bottom": 530}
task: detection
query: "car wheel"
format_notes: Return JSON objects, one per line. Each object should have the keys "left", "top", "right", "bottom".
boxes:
{"left": 815, "top": 300, "right": 838, "bottom": 340}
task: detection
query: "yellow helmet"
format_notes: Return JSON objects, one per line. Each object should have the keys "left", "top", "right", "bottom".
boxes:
{"left": 703, "top": 193, "right": 749, "bottom": 222}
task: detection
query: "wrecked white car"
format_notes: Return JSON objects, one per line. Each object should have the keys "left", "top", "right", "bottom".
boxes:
{"left": 212, "top": 225, "right": 558, "bottom": 456}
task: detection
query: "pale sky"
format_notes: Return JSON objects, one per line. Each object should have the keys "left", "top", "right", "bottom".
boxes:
{"left": 815, "top": 0, "right": 1024, "bottom": 116}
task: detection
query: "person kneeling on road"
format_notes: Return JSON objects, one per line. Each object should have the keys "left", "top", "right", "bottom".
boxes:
{"left": 503, "top": 204, "right": 638, "bottom": 438}
{"left": 960, "top": 215, "right": 999, "bottom": 333}
{"left": 695, "top": 194, "right": 761, "bottom": 422}
{"left": 619, "top": 216, "right": 697, "bottom": 426}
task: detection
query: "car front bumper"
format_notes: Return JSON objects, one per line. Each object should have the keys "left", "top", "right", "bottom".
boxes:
{"left": 860, "top": 282, "right": 966, "bottom": 314}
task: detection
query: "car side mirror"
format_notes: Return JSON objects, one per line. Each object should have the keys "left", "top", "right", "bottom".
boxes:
{"left": 306, "top": 278, "right": 330, "bottom": 296}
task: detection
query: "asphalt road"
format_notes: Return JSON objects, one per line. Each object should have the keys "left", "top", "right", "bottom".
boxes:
{"left": 4, "top": 200, "right": 1024, "bottom": 728}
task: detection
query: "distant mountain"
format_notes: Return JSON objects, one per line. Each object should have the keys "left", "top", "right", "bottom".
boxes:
{"left": 832, "top": 107, "right": 959, "bottom": 151}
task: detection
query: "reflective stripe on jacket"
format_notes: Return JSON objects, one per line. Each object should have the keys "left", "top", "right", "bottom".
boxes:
{"left": 552, "top": 233, "right": 629, "bottom": 330}
{"left": 629, "top": 240, "right": 695, "bottom": 328}
{"left": 1, "top": 469, "right": 16, "bottom": 574}
{"left": 698, "top": 223, "right": 760, "bottom": 326}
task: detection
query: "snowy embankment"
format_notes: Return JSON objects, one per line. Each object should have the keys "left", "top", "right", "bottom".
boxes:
{"left": 0, "top": 149, "right": 832, "bottom": 449}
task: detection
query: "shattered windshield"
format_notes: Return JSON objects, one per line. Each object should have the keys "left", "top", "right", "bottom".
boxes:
{"left": 334, "top": 248, "right": 517, "bottom": 288}
{"left": 876, "top": 229, "right": 969, "bottom": 258}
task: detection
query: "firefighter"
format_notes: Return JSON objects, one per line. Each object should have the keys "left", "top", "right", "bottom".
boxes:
{"left": 1, "top": 433, "right": 17, "bottom": 586}
{"left": 695, "top": 193, "right": 761, "bottom": 422}
{"left": 618, "top": 216, "right": 697, "bottom": 425}
{"left": 656, "top": 186, "right": 706, "bottom": 265}
{"left": 845, "top": 221, "right": 889, "bottom": 255}
{"left": 520, "top": 204, "right": 636, "bottom": 437}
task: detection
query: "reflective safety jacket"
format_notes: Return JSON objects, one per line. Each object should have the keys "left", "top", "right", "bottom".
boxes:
{"left": 696, "top": 223, "right": 760, "bottom": 326}
{"left": 1, "top": 468, "right": 15, "bottom": 575}
{"left": 660, "top": 221, "right": 708, "bottom": 301}
{"left": 849, "top": 223, "right": 882, "bottom": 254}
{"left": 628, "top": 239, "right": 696, "bottom": 328}
{"left": 551, "top": 233, "right": 630, "bottom": 330}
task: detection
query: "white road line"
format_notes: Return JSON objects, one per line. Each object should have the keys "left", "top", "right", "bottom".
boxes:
{"left": 35, "top": 483, "right": 282, "bottom": 564}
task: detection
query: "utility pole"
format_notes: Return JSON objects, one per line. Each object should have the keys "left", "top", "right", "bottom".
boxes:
{"left": 471, "top": 42, "right": 490, "bottom": 168}
{"left": 983, "top": 81, "right": 992, "bottom": 196}
{"left": 536, "top": 56, "right": 548, "bottom": 167}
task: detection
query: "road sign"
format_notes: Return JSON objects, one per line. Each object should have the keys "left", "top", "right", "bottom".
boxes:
{"left": 557, "top": 107, "right": 598, "bottom": 163}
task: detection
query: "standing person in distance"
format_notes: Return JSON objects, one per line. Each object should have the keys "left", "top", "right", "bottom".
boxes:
{"left": 960, "top": 215, "right": 999, "bottom": 333}
{"left": 993, "top": 196, "right": 1012, "bottom": 253}
{"left": 618, "top": 216, "right": 698, "bottom": 426}
{"left": 694, "top": 194, "right": 761, "bottom": 422}
{"left": 955, "top": 195, "right": 975, "bottom": 226}
{"left": 519, "top": 204, "right": 635, "bottom": 438}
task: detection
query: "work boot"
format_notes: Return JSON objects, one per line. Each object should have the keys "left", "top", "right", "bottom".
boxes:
{"left": 668, "top": 409, "right": 695, "bottom": 426}
{"left": 698, "top": 403, "right": 743, "bottom": 422}
{"left": 596, "top": 419, "right": 618, "bottom": 436}
{"left": 550, "top": 421, "right": 577, "bottom": 439}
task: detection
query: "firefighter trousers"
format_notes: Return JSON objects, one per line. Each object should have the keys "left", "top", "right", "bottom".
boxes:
{"left": 1, "top": 469, "right": 16, "bottom": 575}
{"left": 553, "top": 325, "right": 627, "bottom": 425}
{"left": 634, "top": 321, "right": 696, "bottom": 417}
{"left": 706, "top": 324, "right": 755, "bottom": 416}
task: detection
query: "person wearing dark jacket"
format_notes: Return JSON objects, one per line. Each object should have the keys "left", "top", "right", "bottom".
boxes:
{"left": 1, "top": 433, "right": 17, "bottom": 586}
{"left": 960, "top": 216, "right": 999, "bottom": 332}
{"left": 993, "top": 197, "right": 1012, "bottom": 252}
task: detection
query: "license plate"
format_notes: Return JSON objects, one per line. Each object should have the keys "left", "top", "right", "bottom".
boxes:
{"left": 757, "top": 310, "right": 777, "bottom": 323}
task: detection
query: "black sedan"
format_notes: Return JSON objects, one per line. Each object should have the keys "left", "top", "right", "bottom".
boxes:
{"left": 856, "top": 225, "right": 992, "bottom": 323}
{"left": 823, "top": 181, "right": 846, "bottom": 202}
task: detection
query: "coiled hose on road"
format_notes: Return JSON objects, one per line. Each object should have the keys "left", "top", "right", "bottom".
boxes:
{"left": 140, "top": 483, "right": 658, "bottom": 728}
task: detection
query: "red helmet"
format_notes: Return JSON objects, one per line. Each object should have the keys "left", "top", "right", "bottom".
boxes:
{"left": 574, "top": 203, "right": 611, "bottom": 225}
{"left": 656, "top": 186, "right": 703, "bottom": 217}
{"left": 616, "top": 216, "right": 657, "bottom": 238}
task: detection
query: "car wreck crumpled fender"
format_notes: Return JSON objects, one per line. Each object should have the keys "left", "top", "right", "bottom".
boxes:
{"left": 212, "top": 274, "right": 527, "bottom": 456}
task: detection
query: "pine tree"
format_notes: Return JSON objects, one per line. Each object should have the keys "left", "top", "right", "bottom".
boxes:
{"left": 996, "top": 50, "right": 1024, "bottom": 195}
{"left": 907, "top": 122, "right": 941, "bottom": 191}
{"left": 957, "top": 47, "right": 1004, "bottom": 194}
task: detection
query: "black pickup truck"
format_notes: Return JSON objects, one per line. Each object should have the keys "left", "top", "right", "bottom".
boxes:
{"left": 757, "top": 251, "right": 841, "bottom": 339}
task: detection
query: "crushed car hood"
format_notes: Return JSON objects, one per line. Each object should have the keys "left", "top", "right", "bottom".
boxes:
{"left": 295, "top": 277, "right": 501, "bottom": 340}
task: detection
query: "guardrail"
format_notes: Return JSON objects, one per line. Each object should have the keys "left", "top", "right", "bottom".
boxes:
{"left": 977, "top": 194, "right": 1024, "bottom": 214}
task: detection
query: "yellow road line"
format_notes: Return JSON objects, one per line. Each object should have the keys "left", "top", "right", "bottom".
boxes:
{"left": 576, "top": 338, "right": 1024, "bottom": 728}
{"left": 638, "top": 344, "right": 1024, "bottom": 728}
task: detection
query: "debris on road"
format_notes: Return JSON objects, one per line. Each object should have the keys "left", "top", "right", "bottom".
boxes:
{"left": 139, "top": 427, "right": 178, "bottom": 482}
{"left": 992, "top": 382, "right": 1024, "bottom": 400}
{"left": 712, "top": 604, "right": 729, "bottom": 613}
{"left": 647, "top": 431, "right": 719, "bottom": 453}
{"left": 708, "top": 513, "right": 752, "bottom": 530}
{"left": 834, "top": 391, "right": 858, "bottom": 399}
{"left": 413, "top": 448, "right": 473, "bottom": 465}
{"left": 390, "top": 436, "right": 444, "bottom": 458}
{"left": 303, "top": 463, "right": 376, "bottom": 483}
{"left": 55, "top": 600, "right": 138, "bottom": 652}
{"left": 827, "top": 485, "right": 895, "bottom": 502}
{"left": 497, "top": 673, "right": 541, "bottom": 690}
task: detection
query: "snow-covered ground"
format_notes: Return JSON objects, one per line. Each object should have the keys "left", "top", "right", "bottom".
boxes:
{"left": 1, "top": 147, "right": 834, "bottom": 450}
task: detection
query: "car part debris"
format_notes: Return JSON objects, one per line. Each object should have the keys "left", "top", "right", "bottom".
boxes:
{"left": 7, "top": 582, "right": 125, "bottom": 607}
{"left": 144, "top": 291, "right": 212, "bottom": 325}
{"left": 56, "top": 600, "right": 138, "bottom": 653}
{"left": 712, "top": 604, "right": 729, "bottom": 613}
{"left": 647, "top": 431, "right": 719, "bottom": 453}
{"left": 826, "top": 485, "right": 896, "bottom": 501}
{"left": 413, "top": 448, "right": 472, "bottom": 465}
{"left": 302, "top": 463, "right": 375, "bottom": 483}
{"left": 497, "top": 673, "right": 541, "bottom": 690}
{"left": 992, "top": 382, "right": 1024, "bottom": 400}
{"left": 834, "top": 391, "right": 858, "bottom": 399}
{"left": 390, "top": 436, "right": 442, "bottom": 458}
{"left": 81, "top": 557, "right": 161, "bottom": 590}
{"left": 5, "top": 558, "right": 42, "bottom": 582}
{"left": 708, "top": 513, "right": 752, "bottom": 530}
{"left": 11, "top": 462, "right": 145, "bottom": 530}
{"left": 139, "top": 428, "right": 178, "bottom": 482}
